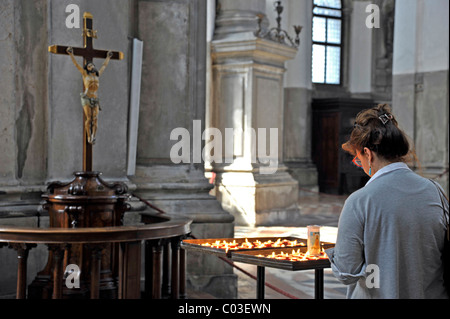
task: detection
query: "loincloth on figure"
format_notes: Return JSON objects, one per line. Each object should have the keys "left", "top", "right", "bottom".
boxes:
{"left": 80, "top": 93, "right": 102, "bottom": 111}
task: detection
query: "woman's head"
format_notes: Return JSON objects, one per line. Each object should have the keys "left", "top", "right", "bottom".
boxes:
{"left": 343, "top": 104, "right": 411, "bottom": 163}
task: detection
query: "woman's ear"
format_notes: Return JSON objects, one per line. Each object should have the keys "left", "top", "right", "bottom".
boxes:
{"left": 363, "top": 147, "right": 373, "bottom": 164}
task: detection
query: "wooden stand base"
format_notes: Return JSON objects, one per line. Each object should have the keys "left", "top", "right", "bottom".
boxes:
{"left": 28, "top": 171, "right": 130, "bottom": 299}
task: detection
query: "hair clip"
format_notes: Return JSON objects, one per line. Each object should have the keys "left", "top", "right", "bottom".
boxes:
{"left": 379, "top": 114, "right": 393, "bottom": 125}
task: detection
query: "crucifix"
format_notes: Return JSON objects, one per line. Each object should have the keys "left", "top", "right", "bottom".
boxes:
{"left": 48, "top": 12, "right": 124, "bottom": 171}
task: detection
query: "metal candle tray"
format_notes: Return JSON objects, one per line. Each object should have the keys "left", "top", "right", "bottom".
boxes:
{"left": 181, "top": 237, "right": 308, "bottom": 258}
{"left": 230, "top": 246, "right": 334, "bottom": 271}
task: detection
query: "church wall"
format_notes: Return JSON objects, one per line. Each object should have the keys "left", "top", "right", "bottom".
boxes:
{"left": 47, "top": 0, "right": 131, "bottom": 181}
{"left": 0, "top": 0, "right": 48, "bottom": 188}
{"left": 0, "top": 0, "right": 19, "bottom": 187}
{"left": 393, "top": 0, "right": 449, "bottom": 192}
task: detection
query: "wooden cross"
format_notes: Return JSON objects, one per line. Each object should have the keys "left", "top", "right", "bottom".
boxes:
{"left": 48, "top": 12, "right": 124, "bottom": 171}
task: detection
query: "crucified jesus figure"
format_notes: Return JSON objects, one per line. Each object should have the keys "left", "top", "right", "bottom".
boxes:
{"left": 66, "top": 47, "right": 113, "bottom": 144}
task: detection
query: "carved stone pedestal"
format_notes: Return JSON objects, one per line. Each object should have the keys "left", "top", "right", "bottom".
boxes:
{"left": 210, "top": 36, "right": 301, "bottom": 226}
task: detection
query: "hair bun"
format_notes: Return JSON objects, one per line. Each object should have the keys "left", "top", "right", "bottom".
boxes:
{"left": 343, "top": 103, "right": 410, "bottom": 161}
{"left": 377, "top": 103, "right": 392, "bottom": 114}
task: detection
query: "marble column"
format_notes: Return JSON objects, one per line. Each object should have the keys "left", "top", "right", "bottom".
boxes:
{"left": 132, "top": 0, "right": 236, "bottom": 298}
{"left": 209, "top": 0, "right": 301, "bottom": 226}
{"left": 0, "top": 0, "right": 48, "bottom": 206}
{"left": 392, "top": 0, "right": 449, "bottom": 192}
{"left": 270, "top": 0, "right": 319, "bottom": 196}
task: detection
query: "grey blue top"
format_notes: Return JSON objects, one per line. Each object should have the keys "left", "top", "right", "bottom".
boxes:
{"left": 326, "top": 162, "right": 449, "bottom": 298}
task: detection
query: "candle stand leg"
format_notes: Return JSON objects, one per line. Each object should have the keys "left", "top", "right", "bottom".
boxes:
{"left": 315, "top": 269, "right": 324, "bottom": 299}
{"left": 257, "top": 266, "right": 265, "bottom": 299}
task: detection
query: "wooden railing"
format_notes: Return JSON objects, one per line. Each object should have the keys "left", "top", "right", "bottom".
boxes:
{"left": 0, "top": 213, "right": 192, "bottom": 299}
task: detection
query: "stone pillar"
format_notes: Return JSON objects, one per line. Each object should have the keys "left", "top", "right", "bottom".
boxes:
{"left": 132, "top": 0, "right": 236, "bottom": 298}
{"left": 270, "top": 0, "right": 319, "bottom": 196}
{"left": 0, "top": 0, "right": 49, "bottom": 206}
{"left": 392, "top": 0, "right": 449, "bottom": 193}
{"left": 347, "top": 0, "right": 395, "bottom": 102}
{"left": 348, "top": 1, "right": 373, "bottom": 95}
{"left": 209, "top": 0, "right": 301, "bottom": 226}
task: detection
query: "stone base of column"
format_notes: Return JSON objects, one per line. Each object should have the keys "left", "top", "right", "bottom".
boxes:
{"left": 285, "top": 160, "right": 319, "bottom": 197}
{"left": 212, "top": 165, "right": 302, "bottom": 226}
{"left": 393, "top": 70, "right": 449, "bottom": 194}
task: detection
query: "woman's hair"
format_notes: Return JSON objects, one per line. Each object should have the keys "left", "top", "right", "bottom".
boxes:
{"left": 342, "top": 104, "right": 412, "bottom": 162}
